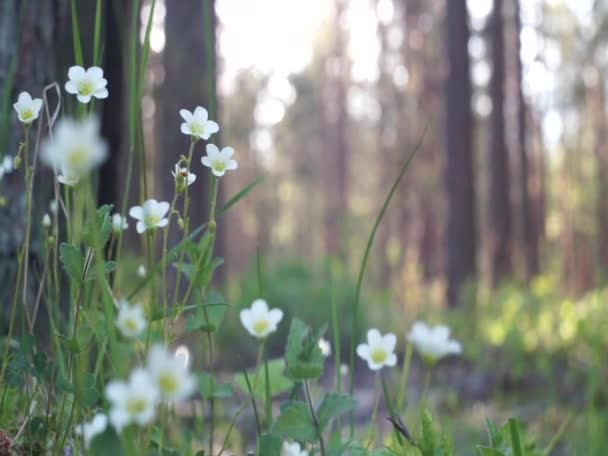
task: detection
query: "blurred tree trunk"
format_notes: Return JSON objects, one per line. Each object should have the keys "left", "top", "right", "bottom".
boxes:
{"left": 590, "top": 72, "right": 608, "bottom": 278}
{"left": 322, "top": 1, "right": 349, "bottom": 259}
{"left": 160, "top": 0, "right": 222, "bottom": 272}
{"left": 444, "top": 0, "right": 476, "bottom": 307}
{"left": 99, "top": 0, "right": 126, "bottom": 210}
{"left": 488, "top": 0, "right": 512, "bottom": 286}
{"left": 513, "top": 0, "right": 539, "bottom": 281}
{"left": 0, "top": 1, "right": 59, "bottom": 326}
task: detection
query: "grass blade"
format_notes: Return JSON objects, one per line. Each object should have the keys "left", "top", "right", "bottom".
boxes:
{"left": 93, "top": 0, "right": 103, "bottom": 66}
{"left": 70, "top": 0, "right": 84, "bottom": 66}
{"left": 219, "top": 175, "right": 264, "bottom": 215}
{"left": 508, "top": 418, "right": 524, "bottom": 456}
{"left": 348, "top": 128, "right": 426, "bottom": 435}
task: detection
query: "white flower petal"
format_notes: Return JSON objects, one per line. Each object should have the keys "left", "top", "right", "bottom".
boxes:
{"left": 65, "top": 80, "right": 79, "bottom": 94}
{"left": 179, "top": 109, "right": 193, "bottom": 123}
{"left": 180, "top": 123, "right": 192, "bottom": 135}
{"left": 93, "top": 87, "right": 109, "bottom": 99}
{"left": 77, "top": 94, "right": 92, "bottom": 104}
{"left": 68, "top": 65, "right": 86, "bottom": 81}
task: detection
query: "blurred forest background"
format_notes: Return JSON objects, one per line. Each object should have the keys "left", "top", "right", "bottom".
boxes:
{"left": 2, "top": 0, "right": 608, "bottom": 452}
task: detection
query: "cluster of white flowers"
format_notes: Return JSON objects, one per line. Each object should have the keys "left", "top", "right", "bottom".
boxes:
{"left": 101, "top": 345, "right": 196, "bottom": 435}
{"left": 356, "top": 321, "right": 462, "bottom": 372}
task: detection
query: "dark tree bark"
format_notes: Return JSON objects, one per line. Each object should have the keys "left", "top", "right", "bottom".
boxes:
{"left": 99, "top": 0, "right": 126, "bottom": 209}
{"left": 514, "top": 0, "right": 539, "bottom": 280}
{"left": 0, "top": 0, "right": 59, "bottom": 326}
{"left": 160, "top": 0, "right": 220, "bottom": 257}
{"left": 444, "top": 0, "right": 477, "bottom": 307}
{"left": 488, "top": 0, "right": 512, "bottom": 285}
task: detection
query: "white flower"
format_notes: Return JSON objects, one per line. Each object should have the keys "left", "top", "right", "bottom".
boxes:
{"left": 171, "top": 163, "right": 196, "bottom": 189}
{"left": 65, "top": 66, "right": 108, "bottom": 104}
{"left": 105, "top": 369, "right": 159, "bottom": 432}
{"left": 201, "top": 144, "right": 238, "bottom": 177}
{"left": 239, "top": 299, "right": 283, "bottom": 339}
{"left": 41, "top": 116, "right": 108, "bottom": 186}
{"left": 115, "top": 300, "right": 147, "bottom": 339}
{"left": 129, "top": 199, "right": 170, "bottom": 234}
{"left": 146, "top": 345, "right": 196, "bottom": 402}
{"left": 318, "top": 338, "right": 331, "bottom": 357}
{"left": 112, "top": 213, "right": 129, "bottom": 233}
{"left": 49, "top": 199, "right": 58, "bottom": 214}
{"left": 0, "top": 156, "right": 14, "bottom": 181}
{"left": 1, "top": 156, "right": 13, "bottom": 173}
{"left": 407, "top": 321, "right": 462, "bottom": 364}
{"left": 75, "top": 413, "right": 107, "bottom": 449}
{"left": 137, "top": 264, "right": 146, "bottom": 278}
{"left": 356, "top": 329, "right": 397, "bottom": 371}
{"left": 179, "top": 106, "right": 219, "bottom": 140}
{"left": 340, "top": 363, "right": 349, "bottom": 376}
{"left": 282, "top": 441, "right": 308, "bottom": 456}
{"left": 42, "top": 213, "right": 51, "bottom": 228}
{"left": 13, "top": 92, "right": 43, "bottom": 125}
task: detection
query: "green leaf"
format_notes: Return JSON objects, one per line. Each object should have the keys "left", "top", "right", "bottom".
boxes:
{"left": 316, "top": 393, "right": 358, "bottom": 431}
{"left": 508, "top": 418, "right": 525, "bottom": 456}
{"left": 83, "top": 204, "right": 113, "bottom": 248}
{"left": 258, "top": 433, "right": 282, "bottom": 455}
{"left": 199, "top": 372, "right": 234, "bottom": 400}
{"left": 89, "top": 426, "right": 124, "bottom": 455}
{"left": 284, "top": 318, "right": 325, "bottom": 381}
{"left": 234, "top": 358, "right": 293, "bottom": 399}
{"left": 271, "top": 401, "right": 316, "bottom": 442}
{"left": 59, "top": 243, "right": 85, "bottom": 283}
{"left": 419, "top": 409, "right": 436, "bottom": 454}
{"left": 477, "top": 447, "right": 505, "bottom": 456}
{"left": 75, "top": 372, "right": 98, "bottom": 407}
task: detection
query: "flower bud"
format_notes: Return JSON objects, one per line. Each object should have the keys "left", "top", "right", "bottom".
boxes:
{"left": 47, "top": 235, "right": 55, "bottom": 245}
{"left": 12, "top": 156, "right": 21, "bottom": 170}
{"left": 208, "top": 219, "right": 216, "bottom": 233}
{"left": 42, "top": 213, "right": 52, "bottom": 228}
{"left": 177, "top": 217, "right": 185, "bottom": 230}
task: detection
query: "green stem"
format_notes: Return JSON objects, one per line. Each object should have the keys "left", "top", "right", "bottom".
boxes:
{"left": 421, "top": 366, "right": 432, "bottom": 409}
{"left": 396, "top": 343, "right": 413, "bottom": 413}
{"left": 304, "top": 379, "right": 326, "bottom": 456}
{"left": 381, "top": 373, "right": 403, "bottom": 446}
{"left": 365, "top": 376, "right": 380, "bottom": 452}
{"left": 263, "top": 342, "right": 272, "bottom": 428}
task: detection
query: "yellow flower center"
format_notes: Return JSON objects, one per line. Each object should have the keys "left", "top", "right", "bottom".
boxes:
{"left": 124, "top": 317, "right": 139, "bottom": 333}
{"left": 212, "top": 159, "right": 226, "bottom": 172}
{"left": 144, "top": 214, "right": 161, "bottom": 228}
{"left": 78, "top": 79, "right": 95, "bottom": 96}
{"left": 189, "top": 122, "right": 203, "bottom": 136}
{"left": 66, "top": 146, "right": 89, "bottom": 170}
{"left": 21, "top": 108, "right": 34, "bottom": 121}
{"left": 158, "top": 371, "right": 178, "bottom": 393}
{"left": 370, "top": 348, "right": 387, "bottom": 364}
{"left": 253, "top": 319, "right": 269, "bottom": 335}
{"left": 126, "top": 397, "right": 147, "bottom": 415}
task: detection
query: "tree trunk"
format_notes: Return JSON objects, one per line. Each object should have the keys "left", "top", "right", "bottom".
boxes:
{"left": 488, "top": 0, "right": 512, "bottom": 285}
{"left": 322, "top": 2, "right": 349, "bottom": 259}
{"left": 160, "top": 0, "right": 221, "bottom": 270}
{"left": 513, "top": 0, "right": 539, "bottom": 280}
{"left": 0, "top": 0, "right": 59, "bottom": 327}
{"left": 444, "top": 0, "right": 477, "bottom": 307}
